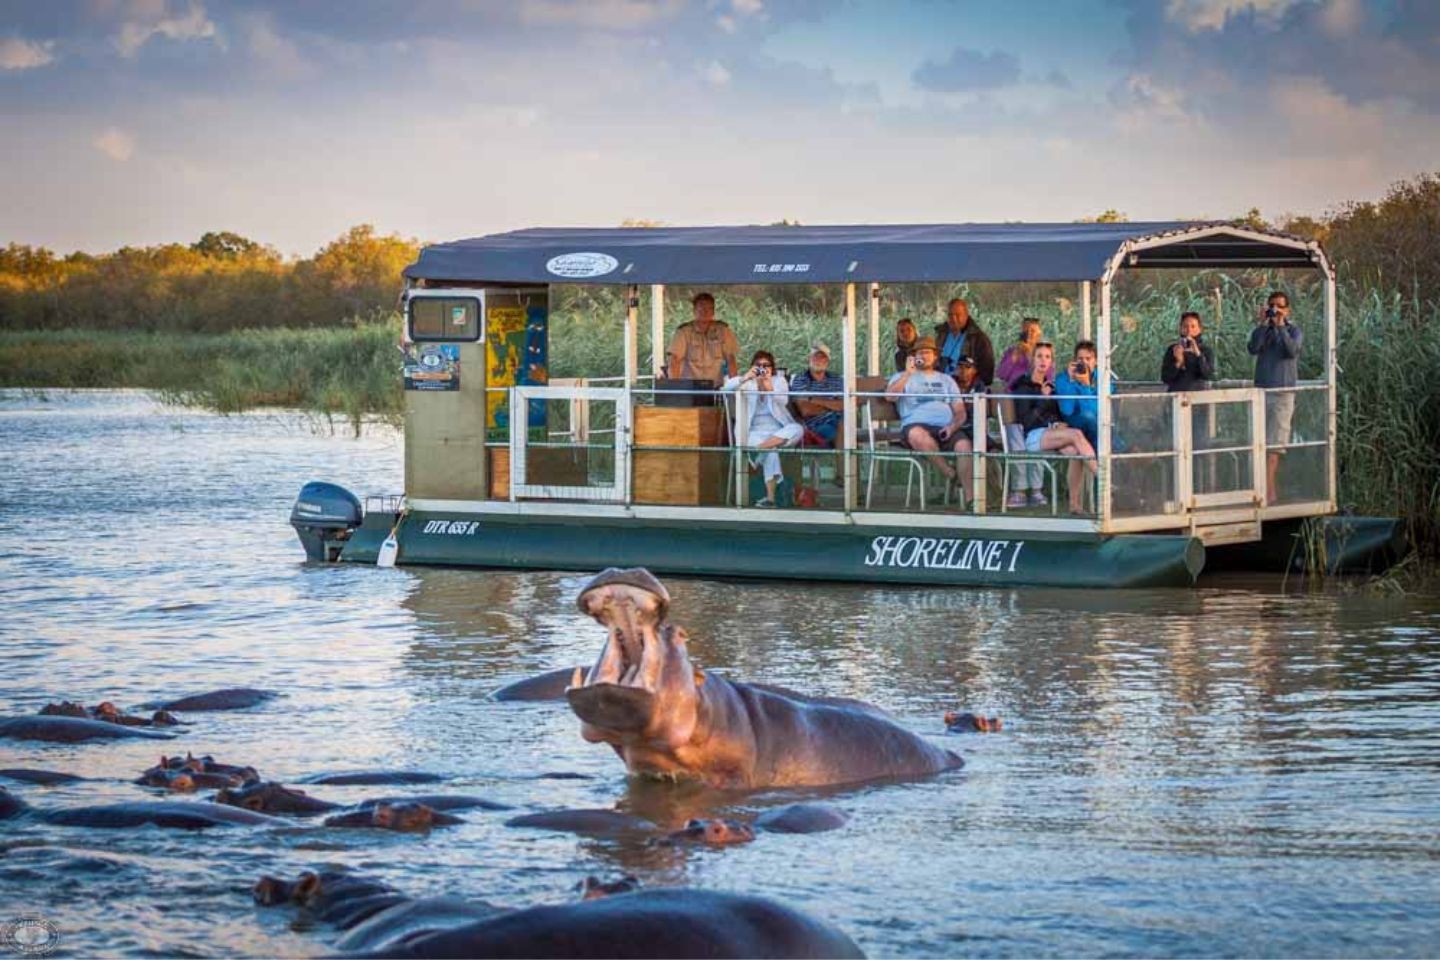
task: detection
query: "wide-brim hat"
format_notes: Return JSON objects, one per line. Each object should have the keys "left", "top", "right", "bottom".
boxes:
{"left": 910, "top": 336, "right": 939, "bottom": 355}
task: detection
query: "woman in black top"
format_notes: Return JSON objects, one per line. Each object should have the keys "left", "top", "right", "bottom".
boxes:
{"left": 1160, "top": 312, "right": 1216, "bottom": 392}
{"left": 1009, "top": 343, "right": 1096, "bottom": 514}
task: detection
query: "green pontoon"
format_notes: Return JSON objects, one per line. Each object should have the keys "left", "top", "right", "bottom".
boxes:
{"left": 290, "top": 222, "right": 1403, "bottom": 587}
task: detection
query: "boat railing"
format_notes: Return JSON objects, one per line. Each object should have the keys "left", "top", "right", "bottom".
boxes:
{"left": 486, "top": 380, "right": 1333, "bottom": 533}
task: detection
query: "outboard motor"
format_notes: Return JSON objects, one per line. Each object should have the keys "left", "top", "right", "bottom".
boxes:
{"left": 290, "top": 481, "right": 362, "bottom": 562}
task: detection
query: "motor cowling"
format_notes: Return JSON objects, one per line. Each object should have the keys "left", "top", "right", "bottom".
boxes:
{"left": 290, "top": 481, "right": 362, "bottom": 562}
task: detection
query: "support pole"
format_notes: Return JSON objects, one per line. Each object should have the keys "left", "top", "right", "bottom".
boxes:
{"left": 843, "top": 283, "right": 858, "bottom": 512}
{"left": 868, "top": 282, "right": 881, "bottom": 375}
{"left": 625, "top": 285, "right": 639, "bottom": 506}
{"left": 624, "top": 285, "right": 639, "bottom": 386}
{"left": 1325, "top": 272, "right": 1337, "bottom": 509}
{"left": 650, "top": 284, "right": 665, "bottom": 378}
{"left": 1081, "top": 281, "right": 1092, "bottom": 340}
{"left": 1097, "top": 278, "right": 1113, "bottom": 529}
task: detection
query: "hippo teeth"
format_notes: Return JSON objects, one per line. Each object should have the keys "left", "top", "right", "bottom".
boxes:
{"left": 566, "top": 667, "right": 584, "bottom": 691}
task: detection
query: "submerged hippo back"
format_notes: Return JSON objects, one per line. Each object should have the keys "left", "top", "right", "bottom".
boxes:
{"left": 725, "top": 680, "right": 962, "bottom": 789}
{"left": 364, "top": 888, "right": 864, "bottom": 959}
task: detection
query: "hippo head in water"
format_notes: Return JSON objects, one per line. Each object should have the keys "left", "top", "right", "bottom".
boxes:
{"left": 565, "top": 569, "right": 703, "bottom": 763}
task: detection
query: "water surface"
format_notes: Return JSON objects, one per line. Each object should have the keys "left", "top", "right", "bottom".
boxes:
{"left": 1, "top": 391, "right": 1438, "bottom": 957}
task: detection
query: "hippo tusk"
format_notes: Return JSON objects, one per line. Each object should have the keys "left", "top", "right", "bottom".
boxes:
{"left": 568, "top": 667, "right": 584, "bottom": 691}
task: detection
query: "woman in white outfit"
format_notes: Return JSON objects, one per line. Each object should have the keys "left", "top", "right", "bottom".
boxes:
{"left": 722, "top": 350, "right": 803, "bottom": 507}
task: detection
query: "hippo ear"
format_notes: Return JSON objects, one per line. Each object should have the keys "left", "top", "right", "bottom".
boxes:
{"left": 294, "top": 872, "right": 322, "bottom": 903}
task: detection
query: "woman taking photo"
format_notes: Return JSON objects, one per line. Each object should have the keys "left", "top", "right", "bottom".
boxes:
{"left": 1011, "top": 342, "right": 1096, "bottom": 515}
{"left": 722, "top": 350, "right": 803, "bottom": 508}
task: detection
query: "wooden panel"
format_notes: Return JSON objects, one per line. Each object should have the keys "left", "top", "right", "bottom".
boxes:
{"left": 634, "top": 406, "right": 725, "bottom": 447}
{"left": 634, "top": 450, "right": 725, "bottom": 505}
{"left": 489, "top": 447, "right": 509, "bottom": 500}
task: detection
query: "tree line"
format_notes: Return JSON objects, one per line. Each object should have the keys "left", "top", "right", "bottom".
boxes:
{"left": 0, "top": 225, "right": 419, "bottom": 333}
{"left": 1, "top": 172, "right": 1435, "bottom": 333}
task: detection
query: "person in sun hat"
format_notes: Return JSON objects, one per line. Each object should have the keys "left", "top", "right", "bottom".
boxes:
{"left": 885, "top": 336, "right": 974, "bottom": 507}
{"left": 789, "top": 341, "right": 844, "bottom": 446}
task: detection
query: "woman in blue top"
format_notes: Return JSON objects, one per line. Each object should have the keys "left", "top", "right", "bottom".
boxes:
{"left": 1011, "top": 343, "right": 1096, "bottom": 515}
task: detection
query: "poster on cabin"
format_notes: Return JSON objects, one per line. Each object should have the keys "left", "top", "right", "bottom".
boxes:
{"left": 402, "top": 343, "right": 460, "bottom": 391}
{"left": 486, "top": 304, "right": 548, "bottom": 430}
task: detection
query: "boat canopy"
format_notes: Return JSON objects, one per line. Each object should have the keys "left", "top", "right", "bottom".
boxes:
{"left": 404, "top": 222, "right": 1327, "bottom": 286}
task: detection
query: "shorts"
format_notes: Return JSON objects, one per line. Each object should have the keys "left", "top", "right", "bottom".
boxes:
{"left": 1024, "top": 427, "right": 1050, "bottom": 452}
{"left": 900, "top": 423, "right": 945, "bottom": 448}
{"left": 1265, "top": 391, "right": 1296, "bottom": 449}
{"left": 803, "top": 410, "right": 841, "bottom": 444}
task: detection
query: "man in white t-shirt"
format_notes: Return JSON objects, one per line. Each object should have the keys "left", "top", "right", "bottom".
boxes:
{"left": 885, "top": 336, "right": 974, "bottom": 505}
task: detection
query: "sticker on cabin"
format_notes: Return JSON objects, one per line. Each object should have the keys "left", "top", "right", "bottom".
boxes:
{"left": 864, "top": 536, "right": 1024, "bottom": 573}
{"left": 403, "top": 344, "right": 460, "bottom": 391}
{"left": 546, "top": 252, "right": 619, "bottom": 278}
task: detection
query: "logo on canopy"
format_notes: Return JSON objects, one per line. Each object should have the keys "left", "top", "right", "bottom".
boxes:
{"left": 546, "top": 252, "right": 619, "bottom": 278}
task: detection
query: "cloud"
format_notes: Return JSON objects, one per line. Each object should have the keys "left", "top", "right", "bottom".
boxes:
{"left": 912, "top": 47, "right": 1021, "bottom": 92}
{"left": 93, "top": 127, "right": 136, "bottom": 161}
{"left": 1164, "top": 0, "right": 1300, "bottom": 32}
{"left": 1044, "top": 69, "right": 1072, "bottom": 89}
{"left": 702, "top": 60, "right": 731, "bottom": 87}
{"left": 518, "top": 0, "right": 684, "bottom": 30}
{"left": 731, "top": 0, "right": 764, "bottom": 15}
{"left": 115, "top": 2, "right": 218, "bottom": 58}
{"left": 0, "top": 36, "right": 55, "bottom": 70}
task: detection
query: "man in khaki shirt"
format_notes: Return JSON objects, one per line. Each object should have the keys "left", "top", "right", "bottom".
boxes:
{"left": 667, "top": 292, "right": 739, "bottom": 385}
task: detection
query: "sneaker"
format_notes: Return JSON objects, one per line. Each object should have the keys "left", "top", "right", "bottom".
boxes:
{"left": 1029, "top": 491, "right": 1048, "bottom": 507}
{"left": 754, "top": 497, "right": 775, "bottom": 508}
{"left": 1006, "top": 492, "right": 1029, "bottom": 509}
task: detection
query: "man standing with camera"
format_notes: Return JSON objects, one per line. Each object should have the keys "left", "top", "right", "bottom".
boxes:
{"left": 1161, "top": 312, "right": 1216, "bottom": 393}
{"left": 1248, "top": 291, "right": 1303, "bottom": 505}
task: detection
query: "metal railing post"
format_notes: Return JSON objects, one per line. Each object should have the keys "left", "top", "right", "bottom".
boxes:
{"left": 843, "top": 282, "right": 858, "bottom": 512}
{"left": 971, "top": 393, "right": 987, "bottom": 514}
{"left": 1096, "top": 278, "right": 1113, "bottom": 530}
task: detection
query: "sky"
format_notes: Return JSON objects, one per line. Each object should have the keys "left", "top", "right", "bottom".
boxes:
{"left": 2, "top": 0, "right": 1437, "bottom": 255}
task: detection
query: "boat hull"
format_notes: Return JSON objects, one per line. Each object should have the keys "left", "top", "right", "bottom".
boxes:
{"left": 340, "top": 511, "right": 1206, "bottom": 588}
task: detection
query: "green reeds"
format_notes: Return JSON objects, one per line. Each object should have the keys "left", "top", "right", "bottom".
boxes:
{"left": 0, "top": 320, "right": 404, "bottom": 433}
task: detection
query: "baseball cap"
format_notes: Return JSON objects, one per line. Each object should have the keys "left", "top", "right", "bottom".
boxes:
{"left": 809, "top": 341, "right": 831, "bottom": 359}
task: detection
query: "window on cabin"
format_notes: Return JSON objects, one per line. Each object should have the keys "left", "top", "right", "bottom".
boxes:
{"left": 409, "top": 296, "right": 481, "bottom": 342}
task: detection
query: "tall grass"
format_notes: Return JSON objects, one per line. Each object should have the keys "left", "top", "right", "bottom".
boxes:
{"left": 0, "top": 321, "right": 404, "bottom": 432}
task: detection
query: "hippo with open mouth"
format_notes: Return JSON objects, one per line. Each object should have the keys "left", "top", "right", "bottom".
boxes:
{"left": 564, "top": 568, "right": 962, "bottom": 790}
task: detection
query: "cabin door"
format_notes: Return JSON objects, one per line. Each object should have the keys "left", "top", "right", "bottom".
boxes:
{"left": 508, "top": 385, "right": 631, "bottom": 503}
{"left": 1178, "top": 388, "right": 1265, "bottom": 511}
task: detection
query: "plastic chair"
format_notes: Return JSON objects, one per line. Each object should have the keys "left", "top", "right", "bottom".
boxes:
{"left": 994, "top": 402, "right": 1058, "bottom": 516}
{"left": 860, "top": 393, "right": 927, "bottom": 510}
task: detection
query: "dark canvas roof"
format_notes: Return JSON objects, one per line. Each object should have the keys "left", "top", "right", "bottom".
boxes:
{"left": 404, "top": 222, "right": 1323, "bottom": 286}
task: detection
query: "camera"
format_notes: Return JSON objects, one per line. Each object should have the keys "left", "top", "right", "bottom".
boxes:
{"left": 1072, "top": 361, "right": 1089, "bottom": 376}
{"left": 1265, "top": 306, "right": 1278, "bottom": 322}
{"left": 1181, "top": 337, "right": 1194, "bottom": 349}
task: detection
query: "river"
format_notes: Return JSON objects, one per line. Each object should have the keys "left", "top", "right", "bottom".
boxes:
{"left": 1, "top": 390, "right": 1438, "bottom": 958}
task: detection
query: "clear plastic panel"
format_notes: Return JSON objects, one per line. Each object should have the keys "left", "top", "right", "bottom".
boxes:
{"left": 1271, "top": 387, "right": 1329, "bottom": 505}
{"left": 1110, "top": 393, "right": 1178, "bottom": 519}
{"left": 1191, "top": 397, "right": 1255, "bottom": 499}
{"left": 515, "top": 395, "right": 619, "bottom": 500}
